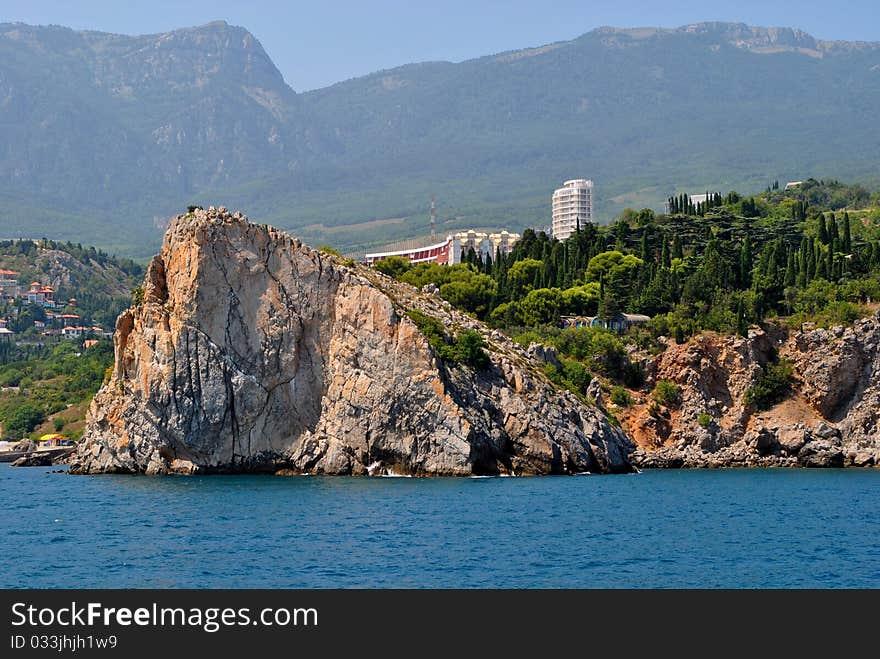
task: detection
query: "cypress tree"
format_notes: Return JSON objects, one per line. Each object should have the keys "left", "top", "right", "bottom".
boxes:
{"left": 818, "top": 214, "right": 828, "bottom": 244}
{"left": 739, "top": 235, "right": 752, "bottom": 288}
{"left": 828, "top": 213, "right": 840, "bottom": 246}
{"left": 785, "top": 250, "right": 796, "bottom": 287}
{"left": 843, "top": 212, "right": 852, "bottom": 253}
{"left": 672, "top": 234, "right": 683, "bottom": 260}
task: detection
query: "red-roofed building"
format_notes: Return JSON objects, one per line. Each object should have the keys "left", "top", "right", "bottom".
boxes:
{"left": 0, "top": 269, "right": 19, "bottom": 298}
{"left": 23, "top": 281, "right": 56, "bottom": 308}
{"left": 62, "top": 325, "right": 105, "bottom": 338}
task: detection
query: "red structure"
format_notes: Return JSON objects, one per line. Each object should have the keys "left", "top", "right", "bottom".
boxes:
{"left": 364, "top": 237, "right": 455, "bottom": 267}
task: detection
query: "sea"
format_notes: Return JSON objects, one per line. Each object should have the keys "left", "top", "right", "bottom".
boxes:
{"left": 2, "top": 464, "right": 878, "bottom": 588}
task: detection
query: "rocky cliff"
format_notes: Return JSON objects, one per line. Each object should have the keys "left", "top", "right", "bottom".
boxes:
{"left": 622, "top": 316, "right": 880, "bottom": 468}
{"left": 70, "top": 208, "right": 632, "bottom": 476}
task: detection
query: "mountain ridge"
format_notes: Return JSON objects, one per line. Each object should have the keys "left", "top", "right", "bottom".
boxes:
{"left": 1, "top": 20, "right": 879, "bottom": 257}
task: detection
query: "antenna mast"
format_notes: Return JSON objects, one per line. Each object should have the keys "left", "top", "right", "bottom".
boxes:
{"left": 430, "top": 194, "right": 436, "bottom": 241}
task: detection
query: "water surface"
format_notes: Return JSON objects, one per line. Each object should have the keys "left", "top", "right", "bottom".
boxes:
{"left": 2, "top": 465, "right": 878, "bottom": 588}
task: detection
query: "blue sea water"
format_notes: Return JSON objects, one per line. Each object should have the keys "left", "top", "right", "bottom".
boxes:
{"left": 1, "top": 464, "right": 878, "bottom": 588}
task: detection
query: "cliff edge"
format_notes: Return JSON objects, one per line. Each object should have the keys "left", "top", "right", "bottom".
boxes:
{"left": 71, "top": 208, "right": 632, "bottom": 475}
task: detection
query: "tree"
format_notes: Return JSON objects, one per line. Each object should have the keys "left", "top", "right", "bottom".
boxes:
{"left": 739, "top": 235, "right": 752, "bottom": 288}
{"left": 561, "top": 283, "right": 601, "bottom": 315}
{"left": 2, "top": 403, "right": 45, "bottom": 441}
{"left": 520, "top": 288, "right": 562, "bottom": 326}
{"left": 598, "top": 295, "right": 621, "bottom": 320}
{"left": 584, "top": 251, "right": 643, "bottom": 283}
{"left": 817, "top": 214, "right": 829, "bottom": 244}
{"left": 506, "top": 258, "right": 544, "bottom": 297}
{"left": 373, "top": 256, "right": 411, "bottom": 278}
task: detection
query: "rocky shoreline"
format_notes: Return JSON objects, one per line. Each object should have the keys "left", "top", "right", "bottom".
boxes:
{"left": 618, "top": 314, "right": 880, "bottom": 470}
{"left": 37, "top": 207, "right": 878, "bottom": 476}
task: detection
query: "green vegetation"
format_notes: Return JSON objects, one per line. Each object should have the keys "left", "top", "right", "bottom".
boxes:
{"left": 0, "top": 340, "right": 114, "bottom": 441}
{"left": 652, "top": 380, "right": 681, "bottom": 408}
{"left": 374, "top": 178, "right": 880, "bottom": 404}
{"left": 0, "top": 238, "right": 141, "bottom": 441}
{"left": 0, "top": 239, "right": 144, "bottom": 330}
{"left": 543, "top": 358, "right": 592, "bottom": 398}
{"left": 745, "top": 357, "right": 795, "bottom": 411}
{"left": 697, "top": 413, "right": 713, "bottom": 428}
{"left": 610, "top": 386, "right": 633, "bottom": 407}
{"left": 6, "top": 22, "right": 880, "bottom": 259}
{"left": 379, "top": 179, "right": 880, "bottom": 342}
{"left": 405, "top": 310, "right": 489, "bottom": 370}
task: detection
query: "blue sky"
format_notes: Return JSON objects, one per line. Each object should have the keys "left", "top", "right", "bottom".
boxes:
{"left": 3, "top": 1, "right": 880, "bottom": 90}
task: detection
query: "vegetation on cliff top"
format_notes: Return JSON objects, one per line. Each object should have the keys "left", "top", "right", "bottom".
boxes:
{"left": 379, "top": 178, "right": 880, "bottom": 403}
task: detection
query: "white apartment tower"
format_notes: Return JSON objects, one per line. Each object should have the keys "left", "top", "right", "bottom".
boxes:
{"left": 551, "top": 179, "right": 594, "bottom": 240}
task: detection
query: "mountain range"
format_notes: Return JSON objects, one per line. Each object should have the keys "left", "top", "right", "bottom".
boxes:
{"left": 1, "top": 20, "right": 879, "bottom": 257}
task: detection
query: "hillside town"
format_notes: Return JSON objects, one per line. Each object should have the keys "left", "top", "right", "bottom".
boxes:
{"left": 0, "top": 271, "right": 110, "bottom": 345}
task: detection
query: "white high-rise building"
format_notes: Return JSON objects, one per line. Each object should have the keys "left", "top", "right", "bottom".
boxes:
{"left": 551, "top": 179, "right": 594, "bottom": 240}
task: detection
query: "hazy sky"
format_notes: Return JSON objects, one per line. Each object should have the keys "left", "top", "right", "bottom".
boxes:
{"left": 4, "top": 1, "right": 880, "bottom": 90}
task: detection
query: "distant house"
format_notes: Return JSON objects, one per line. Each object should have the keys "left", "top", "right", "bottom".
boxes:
{"left": 561, "top": 313, "right": 650, "bottom": 332}
{"left": 0, "top": 269, "right": 19, "bottom": 298}
{"left": 0, "top": 327, "right": 14, "bottom": 341}
{"left": 82, "top": 339, "right": 99, "bottom": 350}
{"left": 23, "top": 282, "right": 56, "bottom": 308}
{"left": 784, "top": 181, "right": 803, "bottom": 190}
{"left": 53, "top": 313, "right": 81, "bottom": 327}
{"left": 62, "top": 325, "right": 103, "bottom": 338}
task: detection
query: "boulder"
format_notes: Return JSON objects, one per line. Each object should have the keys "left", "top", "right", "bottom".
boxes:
{"left": 776, "top": 425, "right": 808, "bottom": 454}
{"left": 797, "top": 440, "right": 845, "bottom": 468}
{"left": 11, "top": 452, "right": 54, "bottom": 467}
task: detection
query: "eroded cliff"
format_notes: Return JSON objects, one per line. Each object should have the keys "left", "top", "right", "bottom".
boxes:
{"left": 621, "top": 316, "right": 880, "bottom": 468}
{"left": 71, "top": 208, "right": 633, "bottom": 475}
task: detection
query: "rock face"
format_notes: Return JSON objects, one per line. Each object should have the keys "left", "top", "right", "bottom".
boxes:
{"left": 71, "top": 208, "right": 632, "bottom": 476}
{"left": 623, "top": 316, "right": 880, "bottom": 468}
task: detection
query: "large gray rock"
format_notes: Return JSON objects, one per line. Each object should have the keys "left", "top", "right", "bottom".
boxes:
{"left": 11, "top": 452, "right": 54, "bottom": 467}
{"left": 71, "top": 208, "right": 633, "bottom": 476}
{"left": 797, "top": 440, "right": 845, "bottom": 468}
